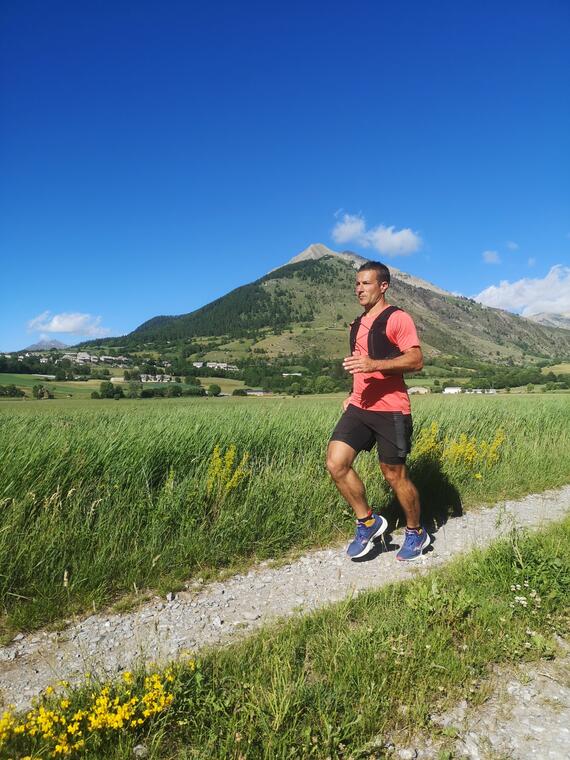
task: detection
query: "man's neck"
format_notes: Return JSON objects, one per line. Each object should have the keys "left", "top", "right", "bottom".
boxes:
{"left": 364, "top": 297, "right": 388, "bottom": 319}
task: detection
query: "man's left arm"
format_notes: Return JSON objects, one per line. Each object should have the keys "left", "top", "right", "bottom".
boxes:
{"left": 343, "top": 347, "right": 423, "bottom": 375}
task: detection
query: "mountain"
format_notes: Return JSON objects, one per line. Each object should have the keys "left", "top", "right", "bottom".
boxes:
{"left": 79, "top": 244, "right": 570, "bottom": 363}
{"left": 21, "top": 339, "right": 69, "bottom": 352}
{"left": 284, "top": 243, "right": 450, "bottom": 296}
{"left": 526, "top": 312, "right": 570, "bottom": 331}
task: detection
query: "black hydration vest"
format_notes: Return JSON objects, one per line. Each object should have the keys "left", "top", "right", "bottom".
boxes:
{"left": 349, "top": 305, "right": 403, "bottom": 360}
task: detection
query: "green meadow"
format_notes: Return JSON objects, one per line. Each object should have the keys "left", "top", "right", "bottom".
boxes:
{"left": 1, "top": 394, "right": 569, "bottom": 632}
{"left": 0, "top": 372, "right": 102, "bottom": 398}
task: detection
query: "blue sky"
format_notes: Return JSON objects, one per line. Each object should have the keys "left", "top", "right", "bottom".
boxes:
{"left": 1, "top": 0, "right": 569, "bottom": 351}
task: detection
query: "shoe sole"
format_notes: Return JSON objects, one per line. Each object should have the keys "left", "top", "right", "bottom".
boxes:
{"left": 349, "top": 516, "right": 388, "bottom": 560}
{"left": 396, "top": 532, "right": 431, "bottom": 562}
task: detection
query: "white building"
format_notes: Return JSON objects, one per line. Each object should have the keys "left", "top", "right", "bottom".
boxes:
{"left": 443, "top": 387, "right": 462, "bottom": 394}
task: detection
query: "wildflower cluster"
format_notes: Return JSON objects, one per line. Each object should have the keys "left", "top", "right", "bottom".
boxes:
{"left": 509, "top": 581, "right": 542, "bottom": 613}
{"left": 206, "top": 444, "right": 250, "bottom": 497}
{"left": 412, "top": 423, "right": 506, "bottom": 478}
{"left": 444, "top": 428, "right": 505, "bottom": 470}
{"left": 0, "top": 667, "right": 178, "bottom": 758}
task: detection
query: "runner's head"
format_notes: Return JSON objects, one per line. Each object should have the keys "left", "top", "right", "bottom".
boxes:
{"left": 357, "top": 261, "right": 390, "bottom": 285}
{"left": 355, "top": 262, "right": 390, "bottom": 310}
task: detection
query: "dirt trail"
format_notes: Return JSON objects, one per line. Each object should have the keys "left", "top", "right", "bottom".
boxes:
{"left": 1, "top": 485, "right": 569, "bottom": 714}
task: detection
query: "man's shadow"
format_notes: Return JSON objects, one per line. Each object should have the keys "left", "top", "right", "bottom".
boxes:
{"left": 353, "top": 454, "right": 463, "bottom": 562}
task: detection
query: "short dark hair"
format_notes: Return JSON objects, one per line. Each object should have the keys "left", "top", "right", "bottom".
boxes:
{"left": 357, "top": 261, "right": 390, "bottom": 285}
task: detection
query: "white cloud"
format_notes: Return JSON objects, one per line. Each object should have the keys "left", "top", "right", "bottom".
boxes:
{"left": 331, "top": 212, "right": 422, "bottom": 256}
{"left": 506, "top": 241, "right": 519, "bottom": 251}
{"left": 483, "top": 250, "right": 501, "bottom": 264}
{"left": 475, "top": 265, "right": 570, "bottom": 317}
{"left": 27, "top": 311, "right": 111, "bottom": 337}
{"left": 528, "top": 257, "right": 536, "bottom": 267}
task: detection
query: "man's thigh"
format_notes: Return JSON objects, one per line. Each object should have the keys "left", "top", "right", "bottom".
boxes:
{"left": 329, "top": 405, "right": 376, "bottom": 455}
{"left": 326, "top": 438, "right": 359, "bottom": 469}
{"left": 372, "top": 413, "right": 413, "bottom": 464}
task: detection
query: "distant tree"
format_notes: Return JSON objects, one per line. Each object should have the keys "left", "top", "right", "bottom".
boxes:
{"left": 166, "top": 384, "right": 182, "bottom": 397}
{"left": 208, "top": 383, "right": 222, "bottom": 397}
{"left": 127, "top": 382, "right": 142, "bottom": 399}
{"left": 92, "top": 368, "right": 110, "bottom": 379}
{"left": 0, "top": 384, "right": 25, "bottom": 397}
{"left": 314, "top": 376, "right": 336, "bottom": 394}
{"left": 55, "top": 369, "right": 66, "bottom": 381}
{"left": 526, "top": 383, "right": 534, "bottom": 393}
{"left": 91, "top": 391, "right": 101, "bottom": 399}
{"left": 99, "top": 381, "right": 115, "bottom": 399}
{"left": 288, "top": 382, "right": 301, "bottom": 396}
{"left": 31, "top": 384, "right": 53, "bottom": 399}
{"left": 232, "top": 388, "right": 247, "bottom": 396}
{"left": 183, "top": 386, "right": 206, "bottom": 396}
{"left": 184, "top": 375, "right": 201, "bottom": 386}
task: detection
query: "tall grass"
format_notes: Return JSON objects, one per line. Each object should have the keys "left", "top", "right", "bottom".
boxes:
{"left": 0, "top": 395, "right": 569, "bottom": 630}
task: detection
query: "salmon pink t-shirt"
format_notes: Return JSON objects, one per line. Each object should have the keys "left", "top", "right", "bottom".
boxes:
{"left": 348, "top": 308, "right": 420, "bottom": 414}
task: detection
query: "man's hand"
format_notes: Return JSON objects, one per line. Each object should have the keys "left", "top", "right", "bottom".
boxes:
{"left": 343, "top": 352, "right": 379, "bottom": 374}
{"left": 342, "top": 396, "right": 351, "bottom": 411}
{"left": 343, "top": 347, "right": 423, "bottom": 376}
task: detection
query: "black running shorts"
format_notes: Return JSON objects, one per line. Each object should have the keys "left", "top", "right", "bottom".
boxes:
{"left": 329, "top": 404, "right": 413, "bottom": 464}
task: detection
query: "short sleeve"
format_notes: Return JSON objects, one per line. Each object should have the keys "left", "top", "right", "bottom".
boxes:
{"left": 386, "top": 311, "right": 420, "bottom": 352}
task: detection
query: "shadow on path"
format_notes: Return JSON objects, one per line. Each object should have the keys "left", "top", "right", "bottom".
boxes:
{"left": 384, "top": 456, "right": 463, "bottom": 537}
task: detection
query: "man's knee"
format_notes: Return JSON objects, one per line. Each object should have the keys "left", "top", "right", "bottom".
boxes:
{"left": 326, "top": 444, "right": 353, "bottom": 481}
{"left": 326, "top": 454, "right": 350, "bottom": 481}
{"left": 380, "top": 462, "right": 407, "bottom": 486}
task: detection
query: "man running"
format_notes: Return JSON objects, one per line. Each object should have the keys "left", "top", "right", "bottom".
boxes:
{"left": 326, "top": 260, "right": 430, "bottom": 561}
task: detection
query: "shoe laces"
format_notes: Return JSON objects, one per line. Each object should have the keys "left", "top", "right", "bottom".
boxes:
{"left": 403, "top": 529, "right": 422, "bottom": 547}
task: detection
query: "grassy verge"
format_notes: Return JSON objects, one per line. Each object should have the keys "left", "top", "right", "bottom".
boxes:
{"left": 0, "top": 395, "right": 569, "bottom": 632}
{"left": 2, "top": 517, "right": 569, "bottom": 759}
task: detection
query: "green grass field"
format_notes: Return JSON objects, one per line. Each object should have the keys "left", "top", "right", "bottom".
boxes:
{"left": 0, "top": 372, "right": 103, "bottom": 398}
{"left": 198, "top": 375, "right": 246, "bottom": 393}
{"left": 0, "top": 372, "right": 247, "bottom": 398}
{"left": 543, "top": 361, "right": 570, "bottom": 375}
{"left": 0, "top": 394, "right": 569, "bottom": 632}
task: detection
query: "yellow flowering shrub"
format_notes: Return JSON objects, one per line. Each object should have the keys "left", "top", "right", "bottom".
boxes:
{"left": 0, "top": 665, "right": 182, "bottom": 758}
{"left": 411, "top": 423, "right": 506, "bottom": 476}
{"left": 412, "top": 422, "right": 443, "bottom": 460}
{"left": 206, "top": 444, "right": 250, "bottom": 498}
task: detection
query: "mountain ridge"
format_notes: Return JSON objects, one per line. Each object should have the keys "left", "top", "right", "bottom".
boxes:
{"left": 77, "top": 245, "right": 570, "bottom": 363}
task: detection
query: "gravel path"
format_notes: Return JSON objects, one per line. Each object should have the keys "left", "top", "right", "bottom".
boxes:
{"left": 1, "top": 485, "right": 569, "bottom": 713}
{"left": 383, "top": 639, "right": 570, "bottom": 759}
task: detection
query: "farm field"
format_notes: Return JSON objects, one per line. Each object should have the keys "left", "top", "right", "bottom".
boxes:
{"left": 543, "top": 361, "right": 570, "bottom": 375}
{"left": 196, "top": 375, "right": 246, "bottom": 393}
{"left": 0, "top": 372, "right": 247, "bottom": 397}
{"left": 0, "top": 394, "right": 569, "bottom": 633}
{"left": 0, "top": 372, "right": 102, "bottom": 398}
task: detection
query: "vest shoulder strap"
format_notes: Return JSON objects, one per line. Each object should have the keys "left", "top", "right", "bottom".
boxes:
{"left": 373, "top": 304, "right": 401, "bottom": 328}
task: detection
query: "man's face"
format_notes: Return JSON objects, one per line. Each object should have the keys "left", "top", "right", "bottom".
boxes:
{"left": 355, "top": 270, "right": 388, "bottom": 309}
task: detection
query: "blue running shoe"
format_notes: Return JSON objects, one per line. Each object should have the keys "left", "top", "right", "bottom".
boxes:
{"left": 396, "top": 527, "right": 431, "bottom": 561}
{"left": 347, "top": 513, "right": 388, "bottom": 560}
